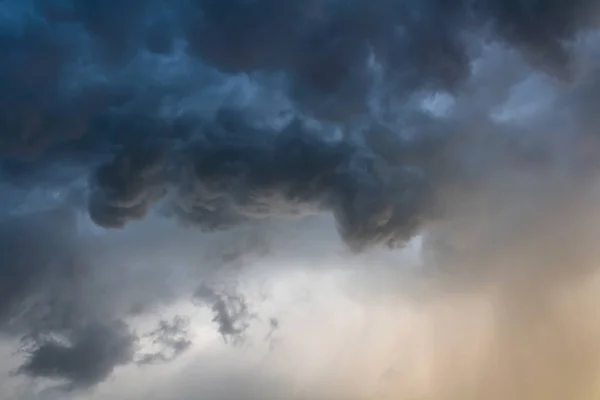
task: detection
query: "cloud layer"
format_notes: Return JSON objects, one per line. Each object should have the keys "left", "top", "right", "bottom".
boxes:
{"left": 2, "top": 1, "right": 600, "bottom": 399}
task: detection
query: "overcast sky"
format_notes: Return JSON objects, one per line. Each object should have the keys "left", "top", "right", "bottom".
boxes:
{"left": 3, "top": 1, "right": 600, "bottom": 399}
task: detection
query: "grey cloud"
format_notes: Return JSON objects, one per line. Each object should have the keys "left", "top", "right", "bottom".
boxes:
{"left": 194, "top": 284, "right": 254, "bottom": 345}
{"left": 3, "top": 1, "right": 600, "bottom": 398}
{"left": 0, "top": 207, "right": 78, "bottom": 332}
{"left": 0, "top": 208, "right": 139, "bottom": 389}
{"left": 0, "top": 0, "right": 596, "bottom": 158}
{"left": 18, "top": 320, "right": 136, "bottom": 390}
{"left": 86, "top": 111, "right": 431, "bottom": 251}
{"left": 0, "top": 202, "right": 292, "bottom": 392}
{"left": 136, "top": 316, "right": 191, "bottom": 365}
{"left": 0, "top": 1, "right": 597, "bottom": 254}
{"left": 183, "top": 0, "right": 596, "bottom": 116}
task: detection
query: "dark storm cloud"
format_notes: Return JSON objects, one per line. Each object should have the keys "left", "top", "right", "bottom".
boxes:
{"left": 182, "top": 0, "right": 599, "bottom": 117}
{"left": 2, "top": 1, "right": 600, "bottom": 393}
{"left": 87, "top": 111, "right": 430, "bottom": 251}
{"left": 0, "top": 208, "right": 140, "bottom": 389}
{"left": 0, "top": 207, "right": 77, "bottom": 329}
{"left": 182, "top": 0, "right": 470, "bottom": 118}
{"left": 0, "top": 0, "right": 593, "bottom": 252}
{"left": 88, "top": 95, "right": 600, "bottom": 251}
{"left": 0, "top": 0, "right": 596, "bottom": 186}
{"left": 478, "top": 0, "right": 598, "bottom": 79}
{"left": 88, "top": 137, "right": 170, "bottom": 229}
{"left": 18, "top": 320, "right": 136, "bottom": 390}
{"left": 0, "top": 0, "right": 596, "bottom": 157}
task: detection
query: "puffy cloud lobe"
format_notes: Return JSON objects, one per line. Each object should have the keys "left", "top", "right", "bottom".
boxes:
{"left": 84, "top": 66, "right": 600, "bottom": 251}
{"left": 0, "top": 0, "right": 597, "bottom": 159}
{"left": 479, "top": 0, "right": 598, "bottom": 79}
{"left": 88, "top": 112, "right": 430, "bottom": 251}
{"left": 88, "top": 140, "right": 169, "bottom": 228}
{"left": 0, "top": 2, "right": 591, "bottom": 195}
{"left": 18, "top": 320, "right": 136, "bottom": 390}
{"left": 91, "top": 95, "right": 600, "bottom": 252}
{"left": 0, "top": 0, "right": 597, "bottom": 217}
{"left": 183, "top": 0, "right": 597, "bottom": 117}
{"left": 183, "top": 0, "right": 470, "bottom": 118}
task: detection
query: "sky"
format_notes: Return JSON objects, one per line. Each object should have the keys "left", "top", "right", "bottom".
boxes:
{"left": 2, "top": 1, "right": 600, "bottom": 399}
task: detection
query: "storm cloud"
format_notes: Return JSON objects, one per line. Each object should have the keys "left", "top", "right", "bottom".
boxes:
{"left": 2, "top": 0, "right": 600, "bottom": 399}
{"left": 18, "top": 320, "right": 136, "bottom": 390}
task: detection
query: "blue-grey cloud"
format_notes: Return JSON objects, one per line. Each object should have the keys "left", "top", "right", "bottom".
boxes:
{"left": 18, "top": 320, "right": 136, "bottom": 390}
{"left": 136, "top": 316, "right": 192, "bottom": 365}
{"left": 2, "top": 0, "right": 600, "bottom": 395}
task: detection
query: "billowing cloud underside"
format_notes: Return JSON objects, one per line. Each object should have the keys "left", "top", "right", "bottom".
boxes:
{"left": 2, "top": 0, "right": 600, "bottom": 395}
